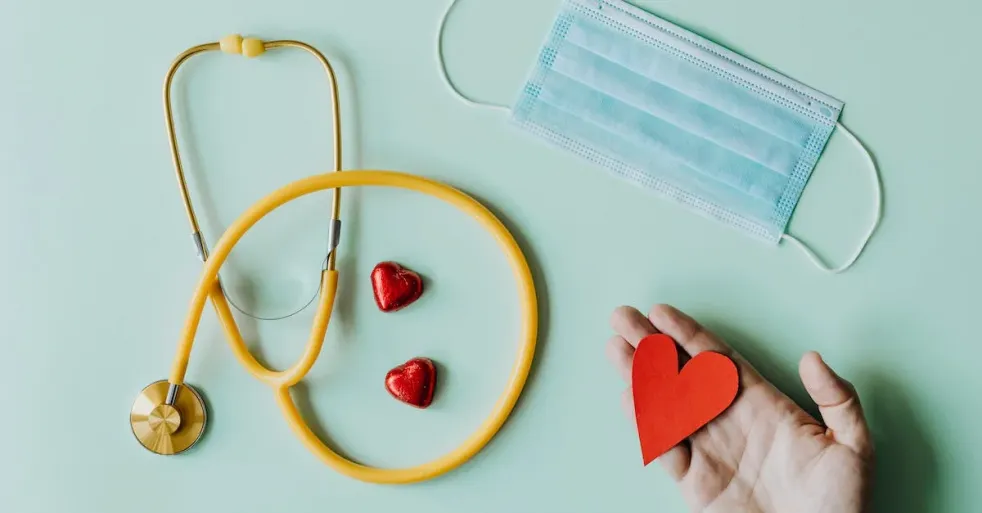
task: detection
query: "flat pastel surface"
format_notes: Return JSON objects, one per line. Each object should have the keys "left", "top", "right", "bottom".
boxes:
{"left": 1, "top": 0, "right": 976, "bottom": 511}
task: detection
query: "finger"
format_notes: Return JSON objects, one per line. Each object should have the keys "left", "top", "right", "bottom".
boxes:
{"left": 610, "top": 305, "right": 659, "bottom": 347}
{"left": 621, "top": 387, "right": 634, "bottom": 421}
{"left": 606, "top": 335, "right": 634, "bottom": 384}
{"left": 659, "top": 439, "right": 692, "bottom": 481}
{"left": 647, "top": 304, "right": 765, "bottom": 388}
{"left": 621, "top": 388, "right": 691, "bottom": 480}
{"left": 647, "top": 304, "right": 731, "bottom": 356}
{"left": 799, "top": 351, "right": 873, "bottom": 458}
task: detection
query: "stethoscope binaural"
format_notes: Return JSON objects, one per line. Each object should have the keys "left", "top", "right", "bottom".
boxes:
{"left": 130, "top": 34, "right": 538, "bottom": 485}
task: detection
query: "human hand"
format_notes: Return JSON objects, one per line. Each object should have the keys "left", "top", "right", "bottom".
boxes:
{"left": 606, "top": 305, "right": 875, "bottom": 513}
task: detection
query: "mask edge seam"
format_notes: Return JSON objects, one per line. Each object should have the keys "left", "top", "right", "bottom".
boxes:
{"left": 772, "top": 123, "right": 836, "bottom": 238}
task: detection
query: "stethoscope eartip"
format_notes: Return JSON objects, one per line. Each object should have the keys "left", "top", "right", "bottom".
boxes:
{"left": 219, "top": 33, "right": 265, "bottom": 57}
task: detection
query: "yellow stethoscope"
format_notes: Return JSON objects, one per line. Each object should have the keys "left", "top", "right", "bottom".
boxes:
{"left": 129, "top": 35, "right": 538, "bottom": 484}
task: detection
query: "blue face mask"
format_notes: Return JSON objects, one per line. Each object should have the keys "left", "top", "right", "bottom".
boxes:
{"left": 436, "top": 0, "right": 881, "bottom": 273}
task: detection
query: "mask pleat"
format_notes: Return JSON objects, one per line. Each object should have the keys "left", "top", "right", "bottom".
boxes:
{"left": 564, "top": 18, "right": 815, "bottom": 149}
{"left": 524, "top": 97, "right": 778, "bottom": 227}
{"left": 538, "top": 72, "right": 788, "bottom": 206}
{"left": 552, "top": 42, "right": 802, "bottom": 177}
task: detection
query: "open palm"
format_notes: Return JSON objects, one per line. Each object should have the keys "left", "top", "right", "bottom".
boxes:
{"left": 606, "top": 305, "right": 875, "bottom": 513}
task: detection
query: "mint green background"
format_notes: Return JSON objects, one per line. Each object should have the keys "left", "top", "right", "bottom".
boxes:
{"left": 1, "top": 0, "right": 978, "bottom": 511}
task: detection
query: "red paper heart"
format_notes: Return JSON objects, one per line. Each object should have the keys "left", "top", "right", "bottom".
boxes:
{"left": 371, "top": 261, "right": 423, "bottom": 312}
{"left": 385, "top": 357, "right": 437, "bottom": 408}
{"left": 632, "top": 334, "right": 739, "bottom": 465}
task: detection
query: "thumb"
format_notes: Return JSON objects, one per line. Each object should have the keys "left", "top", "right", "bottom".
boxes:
{"left": 799, "top": 351, "right": 873, "bottom": 458}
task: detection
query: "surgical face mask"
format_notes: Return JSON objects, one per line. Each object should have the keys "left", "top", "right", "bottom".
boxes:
{"left": 436, "top": 0, "right": 882, "bottom": 273}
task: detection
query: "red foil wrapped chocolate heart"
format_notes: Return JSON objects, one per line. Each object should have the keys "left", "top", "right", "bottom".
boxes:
{"left": 370, "top": 261, "right": 423, "bottom": 312}
{"left": 385, "top": 357, "right": 437, "bottom": 408}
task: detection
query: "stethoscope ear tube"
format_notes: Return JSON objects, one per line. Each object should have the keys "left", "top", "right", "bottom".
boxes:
{"left": 164, "top": 35, "right": 345, "bottom": 320}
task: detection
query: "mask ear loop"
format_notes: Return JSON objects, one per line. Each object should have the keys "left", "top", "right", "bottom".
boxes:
{"left": 436, "top": 0, "right": 511, "bottom": 112}
{"left": 781, "top": 122, "right": 883, "bottom": 274}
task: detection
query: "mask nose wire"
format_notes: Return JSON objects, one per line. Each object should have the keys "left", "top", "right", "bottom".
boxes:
{"left": 163, "top": 36, "right": 344, "bottom": 321}
{"left": 781, "top": 122, "right": 883, "bottom": 274}
{"left": 436, "top": 0, "right": 511, "bottom": 112}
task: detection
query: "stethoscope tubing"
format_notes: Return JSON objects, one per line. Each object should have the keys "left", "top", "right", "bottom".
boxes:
{"left": 167, "top": 169, "right": 538, "bottom": 484}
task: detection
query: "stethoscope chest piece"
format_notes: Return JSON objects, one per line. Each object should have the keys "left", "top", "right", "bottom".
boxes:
{"left": 130, "top": 380, "right": 207, "bottom": 455}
